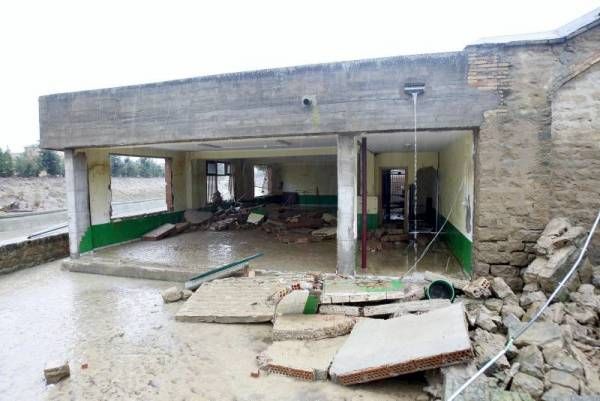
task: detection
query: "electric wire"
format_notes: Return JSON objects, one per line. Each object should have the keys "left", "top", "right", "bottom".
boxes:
{"left": 447, "top": 208, "right": 600, "bottom": 401}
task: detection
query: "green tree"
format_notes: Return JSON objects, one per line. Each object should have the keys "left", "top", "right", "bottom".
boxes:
{"left": 0, "top": 149, "right": 14, "bottom": 177}
{"left": 138, "top": 157, "right": 153, "bottom": 177}
{"left": 39, "top": 149, "right": 63, "bottom": 176}
{"left": 111, "top": 156, "right": 124, "bottom": 177}
{"left": 123, "top": 157, "right": 138, "bottom": 177}
{"left": 15, "top": 152, "right": 41, "bottom": 177}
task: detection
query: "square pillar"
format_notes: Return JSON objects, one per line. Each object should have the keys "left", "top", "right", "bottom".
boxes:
{"left": 336, "top": 133, "right": 358, "bottom": 276}
{"left": 64, "top": 150, "right": 90, "bottom": 258}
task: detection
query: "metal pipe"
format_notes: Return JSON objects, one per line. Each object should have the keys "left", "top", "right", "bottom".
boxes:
{"left": 361, "top": 136, "right": 368, "bottom": 271}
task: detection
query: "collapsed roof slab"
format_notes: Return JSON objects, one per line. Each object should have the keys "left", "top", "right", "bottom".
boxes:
{"left": 39, "top": 52, "right": 498, "bottom": 150}
{"left": 329, "top": 302, "right": 473, "bottom": 385}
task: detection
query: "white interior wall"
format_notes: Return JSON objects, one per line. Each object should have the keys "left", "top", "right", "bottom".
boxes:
{"left": 438, "top": 133, "right": 474, "bottom": 239}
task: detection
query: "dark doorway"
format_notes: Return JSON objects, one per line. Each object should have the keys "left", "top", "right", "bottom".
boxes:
{"left": 382, "top": 168, "right": 406, "bottom": 223}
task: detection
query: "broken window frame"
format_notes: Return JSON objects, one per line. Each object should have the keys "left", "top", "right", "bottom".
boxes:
{"left": 206, "top": 160, "right": 234, "bottom": 203}
{"left": 253, "top": 164, "right": 272, "bottom": 197}
{"left": 108, "top": 153, "right": 171, "bottom": 220}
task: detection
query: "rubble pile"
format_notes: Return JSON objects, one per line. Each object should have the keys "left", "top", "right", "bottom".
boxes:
{"left": 160, "top": 216, "right": 599, "bottom": 401}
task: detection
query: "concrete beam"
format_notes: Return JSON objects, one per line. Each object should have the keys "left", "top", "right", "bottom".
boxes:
{"left": 39, "top": 52, "right": 499, "bottom": 150}
{"left": 336, "top": 134, "right": 358, "bottom": 276}
{"left": 64, "top": 150, "right": 90, "bottom": 257}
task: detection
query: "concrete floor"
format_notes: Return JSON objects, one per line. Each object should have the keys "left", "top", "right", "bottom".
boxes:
{"left": 0, "top": 261, "right": 426, "bottom": 401}
{"left": 91, "top": 228, "right": 463, "bottom": 277}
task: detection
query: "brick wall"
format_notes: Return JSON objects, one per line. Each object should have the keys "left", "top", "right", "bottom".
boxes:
{"left": 469, "top": 26, "right": 600, "bottom": 290}
{"left": 0, "top": 233, "right": 69, "bottom": 274}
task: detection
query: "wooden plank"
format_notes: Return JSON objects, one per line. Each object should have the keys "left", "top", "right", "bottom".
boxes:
{"left": 142, "top": 223, "right": 176, "bottom": 241}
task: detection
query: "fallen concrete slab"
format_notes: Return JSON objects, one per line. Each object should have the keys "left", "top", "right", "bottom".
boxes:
{"left": 329, "top": 303, "right": 473, "bottom": 385}
{"left": 257, "top": 336, "right": 347, "bottom": 381}
{"left": 176, "top": 275, "right": 313, "bottom": 323}
{"left": 273, "top": 314, "right": 357, "bottom": 341}
{"left": 320, "top": 278, "right": 422, "bottom": 304}
{"left": 63, "top": 257, "right": 198, "bottom": 282}
{"left": 319, "top": 304, "right": 362, "bottom": 317}
{"left": 275, "top": 290, "right": 310, "bottom": 316}
{"left": 363, "top": 298, "right": 451, "bottom": 317}
{"left": 142, "top": 223, "right": 176, "bottom": 240}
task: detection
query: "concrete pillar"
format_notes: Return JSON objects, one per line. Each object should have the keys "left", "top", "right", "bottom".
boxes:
{"left": 64, "top": 150, "right": 90, "bottom": 258}
{"left": 336, "top": 134, "right": 358, "bottom": 276}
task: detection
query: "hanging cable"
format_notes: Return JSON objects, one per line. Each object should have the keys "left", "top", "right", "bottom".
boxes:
{"left": 400, "top": 177, "right": 465, "bottom": 279}
{"left": 447, "top": 208, "right": 600, "bottom": 401}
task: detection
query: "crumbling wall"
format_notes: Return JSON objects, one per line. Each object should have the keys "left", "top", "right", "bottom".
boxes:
{"left": 470, "top": 26, "right": 600, "bottom": 289}
{"left": 550, "top": 62, "right": 600, "bottom": 263}
{"left": 0, "top": 233, "right": 68, "bottom": 274}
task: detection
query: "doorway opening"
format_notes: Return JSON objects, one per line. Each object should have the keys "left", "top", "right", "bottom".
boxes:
{"left": 382, "top": 168, "right": 406, "bottom": 224}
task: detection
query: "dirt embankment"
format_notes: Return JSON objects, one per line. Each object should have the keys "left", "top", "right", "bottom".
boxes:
{"left": 0, "top": 177, "right": 166, "bottom": 212}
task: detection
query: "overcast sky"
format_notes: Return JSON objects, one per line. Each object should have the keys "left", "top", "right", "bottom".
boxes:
{"left": 0, "top": 0, "right": 597, "bottom": 152}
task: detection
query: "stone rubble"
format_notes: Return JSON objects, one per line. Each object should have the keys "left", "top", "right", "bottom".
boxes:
{"left": 44, "top": 360, "right": 70, "bottom": 384}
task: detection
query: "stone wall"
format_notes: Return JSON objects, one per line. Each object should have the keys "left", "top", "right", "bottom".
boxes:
{"left": 0, "top": 233, "right": 69, "bottom": 274}
{"left": 470, "top": 25, "right": 600, "bottom": 290}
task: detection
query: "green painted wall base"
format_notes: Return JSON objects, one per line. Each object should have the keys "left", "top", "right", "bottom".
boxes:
{"left": 298, "top": 194, "right": 337, "bottom": 206}
{"left": 358, "top": 214, "right": 379, "bottom": 231}
{"left": 79, "top": 211, "right": 184, "bottom": 253}
{"left": 439, "top": 215, "right": 472, "bottom": 274}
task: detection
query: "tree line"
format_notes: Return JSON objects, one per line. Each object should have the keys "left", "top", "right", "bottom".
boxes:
{"left": 0, "top": 147, "right": 64, "bottom": 178}
{"left": 110, "top": 156, "right": 165, "bottom": 178}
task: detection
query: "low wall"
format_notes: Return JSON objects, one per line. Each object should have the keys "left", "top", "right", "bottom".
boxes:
{"left": 0, "top": 233, "right": 69, "bottom": 274}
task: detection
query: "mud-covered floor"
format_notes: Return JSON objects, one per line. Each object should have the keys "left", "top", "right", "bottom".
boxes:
{"left": 92, "top": 229, "right": 463, "bottom": 277}
{"left": 0, "top": 261, "right": 426, "bottom": 401}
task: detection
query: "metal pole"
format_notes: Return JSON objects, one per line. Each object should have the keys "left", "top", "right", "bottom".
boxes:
{"left": 361, "top": 136, "right": 368, "bottom": 271}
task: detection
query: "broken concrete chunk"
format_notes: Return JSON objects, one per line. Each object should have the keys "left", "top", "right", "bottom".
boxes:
{"left": 546, "top": 369, "right": 580, "bottom": 392}
{"left": 176, "top": 275, "right": 314, "bottom": 323}
{"left": 318, "top": 304, "right": 362, "bottom": 317}
{"left": 274, "top": 290, "right": 309, "bottom": 316}
{"left": 510, "top": 321, "right": 562, "bottom": 348}
{"left": 534, "top": 217, "right": 583, "bottom": 256}
{"left": 491, "top": 277, "right": 516, "bottom": 300}
{"left": 329, "top": 303, "right": 473, "bottom": 385}
{"left": 321, "top": 213, "right": 336, "bottom": 224}
{"left": 363, "top": 298, "right": 450, "bottom": 317}
{"left": 540, "top": 385, "right": 577, "bottom": 401}
{"left": 246, "top": 212, "right": 265, "bottom": 225}
{"left": 511, "top": 372, "right": 544, "bottom": 398}
{"left": 311, "top": 226, "right": 336, "bottom": 240}
{"left": 463, "top": 277, "right": 492, "bottom": 299}
{"left": 257, "top": 336, "right": 346, "bottom": 381}
{"left": 183, "top": 209, "right": 212, "bottom": 225}
{"left": 161, "top": 286, "right": 183, "bottom": 303}
{"left": 516, "top": 345, "right": 544, "bottom": 380}
{"left": 272, "top": 314, "right": 356, "bottom": 341}
{"left": 501, "top": 302, "right": 525, "bottom": 320}
{"left": 442, "top": 362, "right": 492, "bottom": 401}
{"left": 142, "top": 223, "right": 176, "bottom": 240}
{"left": 564, "top": 302, "right": 597, "bottom": 325}
{"left": 181, "top": 289, "right": 193, "bottom": 300}
{"left": 542, "top": 346, "right": 583, "bottom": 376}
{"left": 44, "top": 360, "right": 70, "bottom": 384}
{"left": 472, "top": 328, "right": 510, "bottom": 372}
{"left": 519, "top": 291, "right": 547, "bottom": 307}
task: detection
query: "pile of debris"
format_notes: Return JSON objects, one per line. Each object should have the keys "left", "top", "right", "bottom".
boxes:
{"left": 180, "top": 202, "right": 339, "bottom": 244}
{"left": 158, "top": 216, "right": 599, "bottom": 401}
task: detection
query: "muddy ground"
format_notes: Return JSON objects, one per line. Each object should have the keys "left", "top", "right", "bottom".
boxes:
{"left": 0, "top": 261, "right": 425, "bottom": 401}
{"left": 0, "top": 177, "right": 165, "bottom": 211}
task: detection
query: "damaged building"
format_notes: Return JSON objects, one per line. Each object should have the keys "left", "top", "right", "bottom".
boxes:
{"left": 39, "top": 9, "right": 600, "bottom": 287}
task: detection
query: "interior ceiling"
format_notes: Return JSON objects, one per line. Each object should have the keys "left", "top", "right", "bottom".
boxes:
{"left": 146, "top": 130, "right": 471, "bottom": 153}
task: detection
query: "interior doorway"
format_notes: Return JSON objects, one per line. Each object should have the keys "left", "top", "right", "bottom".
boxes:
{"left": 382, "top": 168, "right": 406, "bottom": 224}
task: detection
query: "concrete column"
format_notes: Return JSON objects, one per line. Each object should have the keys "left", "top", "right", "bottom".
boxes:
{"left": 336, "top": 134, "right": 358, "bottom": 276}
{"left": 64, "top": 150, "right": 90, "bottom": 258}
